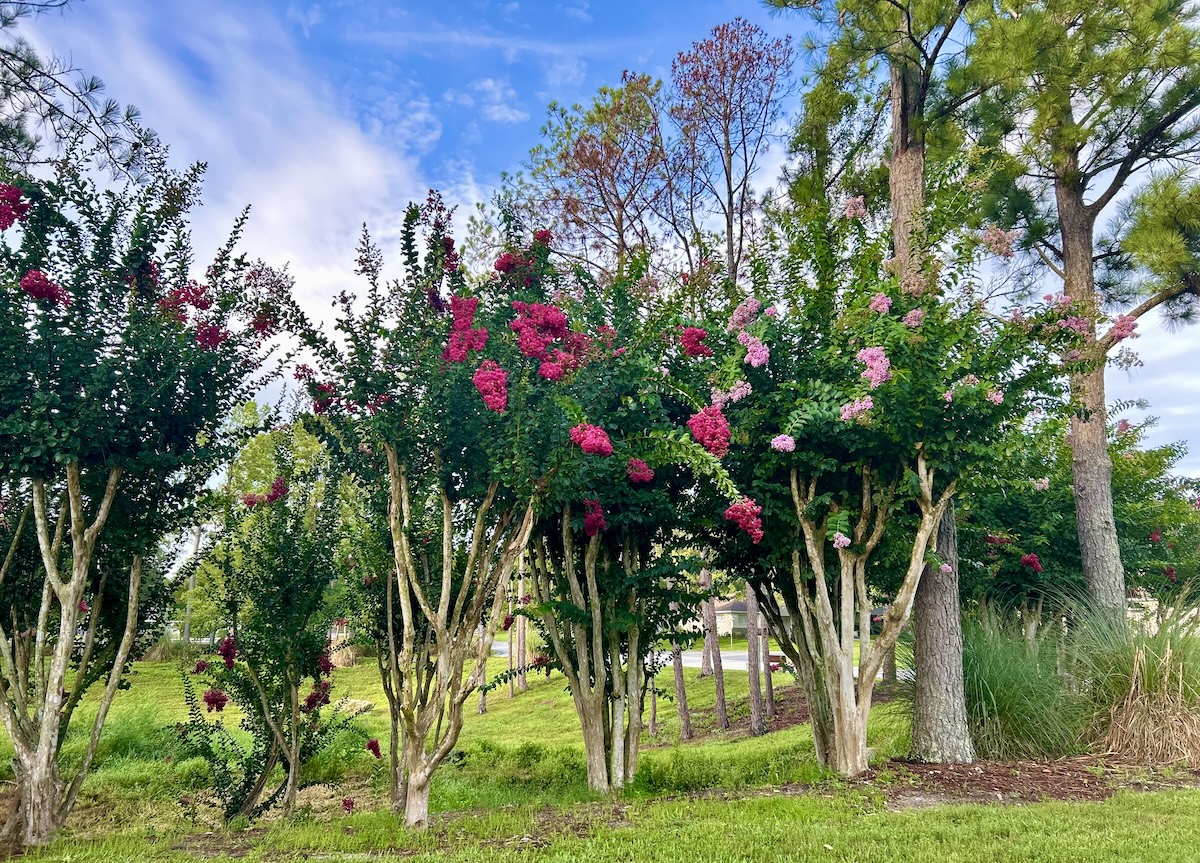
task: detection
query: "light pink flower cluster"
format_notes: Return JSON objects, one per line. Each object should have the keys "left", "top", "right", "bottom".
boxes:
{"left": 724, "top": 498, "right": 763, "bottom": 544}
{"left": 903, "top": 308, "right": 925, "bottom": 327}
{"left": 569, "top": 423, "right": 612, "bottom": 456}
{"left": 843, "top": 195, "right": 867, "bottom": 219}
{"left": 840, "top": 397, "right": 873, "bottom": 422}
{"left": 1058, "top": 316, "right": 1091, "bottom": 334}
{"left": 583, "top": 499, "right": 606, "bottom": 536}
{"left": 687, "top": 406, "right": 731, "bottom": 457}
{"left": 770, "top": 434, "right": 795, "bottom": 452}
{"left": 1116, "top": 419, "right": 1133, "bottom": 434}
{"left": 943, "top": 390, "right": 954, "bottom": 403}
{"left": 832, "top": 532, "right": 851, "bottom": 549}
{"left": 1043, "top": 293, "right": 1073, "bottom": 308}
{"left": 869, "top": 294, "right": 892, "bottom": 314}
{"left": 19, "top": 269, "right": 71, "bottom": 307}
{"left": 1032, "top": 478, "right": 1050, "bottom": 491}
{"left": 442, "top": 295, "right": 489, "bottom": 362}
{"left": 680, "top": 326, "right": 713, "bottom": 357}
{"left": 711, "top": 380, "right": 752, "bottom": 409}
{"left": 727, "top": 296, "right": 762, "bottom": 333}
{"left": 1109, "top": 314, "right": 1138, "bottom": 342}
{"left": 856, "top": 347, "right": 891, "bottom": 388}
{"left": 981, "top": 225, "right": 1022, "bottom": 259}
{"left": 986, "top": 389, "right": 1004, "bottom": 405}
{"left": 626, "top": 458, "right": 654, "bottom": 483}
{"left": 472, "top": 361, "right": 508, "bottom": 412}
{"left": 939, "top": 563, "right": 953, "bottom": 575}
{"left": 737, "top": 330, "right": 769, "bottom": 367}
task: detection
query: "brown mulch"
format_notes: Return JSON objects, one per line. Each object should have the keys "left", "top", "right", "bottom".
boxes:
{"left": 863, "top": 757, "right": 1200, "bottom": 809}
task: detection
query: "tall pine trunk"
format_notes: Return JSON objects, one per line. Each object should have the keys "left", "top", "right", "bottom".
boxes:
{"left": 910, "top": 501, "right": 974, "bottom": 762}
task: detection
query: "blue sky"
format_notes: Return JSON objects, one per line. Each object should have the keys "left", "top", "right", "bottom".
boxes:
{"left": 21, "top": 0, "right": 1200, "bottom": 473}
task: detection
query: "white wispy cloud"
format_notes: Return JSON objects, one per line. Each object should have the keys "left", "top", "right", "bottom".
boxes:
{"left": 473, "top": 77, "right": 530, "bottom": 124}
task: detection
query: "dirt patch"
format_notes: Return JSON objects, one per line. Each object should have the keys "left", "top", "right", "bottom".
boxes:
{"left": 532, "top": 801, "right": 632, "bottom": 838}
{"left": 866, "top": 757, "right": 1200, "bottom": 809}
{"left": 172, "top": 828, "right": 267, "bottom": 859}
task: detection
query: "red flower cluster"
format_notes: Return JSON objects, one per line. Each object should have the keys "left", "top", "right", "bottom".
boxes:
{"left": 203, "top": 689, "right": 230, "bottom": 712}
{"left": 725, "top": 498, "right": 764, "bottom": 544}
{"left": 1150, "top": 529, "right": 1162, "bottom": 543}
{"left": 511, "top": 301, "right": 569, "bottom": 359}
{"left": 984, "top": 534, "right": 1013, "bottom": 545}
{"left": 217, "top": 636, "right": 237, "bottom": 669}
{"left": 318, "top": 652, "right": 334, "bottom": 676}
{"left": 569, "top": 423, "right": 613, "bottom": 456}
{"left": 19, "top": 269, "right": 70, "bottom": 306}
{"left": 626, "top": 458, "right": 654, "bottom": 483}
{"left": 243, "top": 476, "right": 288, "bottom": 507}
{"left": 195, "top": 324, "right": 231, "bottom": 350}
{"left": 302, "top": 679, "right": 332, "bottom": 713}
{"left": 680, "top": 327, "right": 713, "bottom": 357}
{"left": 158, "top": 281, "right": 211, "bottom": 322}
{"left": 502, "top": 613, "right": 515, "bottom": 631}
{"left": 313, "top": 381, "right": 336, "bottom": 414}
{"left": 0, "top": 183, "right": 30, "bottom": 230}
{"left": 1020, "top": 553, "right": 1043, "bottom": 573}
{"left": 533, "top": 228, "right": 553, "bottom": 245}
{"left": 442, "top": 295, "right": 489, "bottom": 362}
{"left": 251, "top": 308, "right": 279, "bottom": 336}
{"left": 688, "top": 406, "right": 731, "bottom": 457}
{"left": 472, "top": 360, "right": 508, "bottom": 412}
{"left": 342, "top": 797, "right": 356, "bottom": 813}
{"left": 494, "top": 251, "right": 524, "bottom": 273}
{"left": 366, "top": 738, "right": 382, "bottom": 759}
{"left": 583, "top": 499, "right": 606, "bottom": 536}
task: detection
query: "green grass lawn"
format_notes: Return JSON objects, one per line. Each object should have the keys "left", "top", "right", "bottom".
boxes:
{"left": 4, "top": 656, "right": 1196, "bottom": 862}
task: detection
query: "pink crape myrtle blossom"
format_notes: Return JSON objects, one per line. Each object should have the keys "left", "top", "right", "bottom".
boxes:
{"left": 583, "top": 499, "right": 606, "bottom": 536}
{"left": 727, "top": 296, "right": 761, "bottom": 333}
{"left": 832, "top": 532, "right": 851, "bottom": 549}
{"left": 724, "top": 498, "right": 764, "bottom": 544}
{"left": 737, "top": 330, "right": 769, "bottom": 367}
{"left": 472, "top": 361, "right": 509, "bottom": 412}
{"left": 856, "top": 347, "right": 891, "bottom": 388}
{"left": 569, "top": 423, "right": 613, "bottom": 456}
{"left": 680, "top": 326, "right": 713, "bottom": 357}
{"left": 711, "top": 380, "right": 752, "bottom": 409}
{"left": 1108, "top": 314, "right": 1138, "bottom": 342}
{"left": 903, "top": 308, "right": 925, "bottom": 327}
{"left": 626, "top": 458, "right": 654, "bottom": 483}
{"left": 842, "top": 195, "right": 867, "bottom": 219}
{"left": 840, "top": 397, "right": 874, "bottom": 422}
{"left": 981, "top": 224, "right": 1022, "bottom": 259}
{"left": 687, "top": 406, "right": 731, "bottom": 457}
{"left": 770, "top": 434, "right": 795, "bottom": 453}
{"left": 869, "top": 293, "right": 892, "bottom": 314}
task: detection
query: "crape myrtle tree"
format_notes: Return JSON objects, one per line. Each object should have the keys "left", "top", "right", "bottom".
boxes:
{"left": 0, "top": 158, "right": 284, "bottom": 846}
{"left": 293, "top": 197, "right": 539, "bottom": 827}
{"left": 517, "top": 252, "right": 748, "bottom": 792}
{"left": 715, "top": 169, "right": 1081, "bottom": 776}
{"left": 965, "top": 0, "right": 1200, "bottom": 616}
{"left": 182, "top": 429, "right": 350, "bottom": 820}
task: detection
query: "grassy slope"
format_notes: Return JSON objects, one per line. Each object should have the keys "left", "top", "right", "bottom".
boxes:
{"left": 5, "top": 659, "right": 1199, "bottom": 862}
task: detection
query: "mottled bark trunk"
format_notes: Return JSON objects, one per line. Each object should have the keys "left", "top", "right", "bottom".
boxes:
{"left": 671, "top": 643, "right": 693, "bottom": 741}
{"left": 910, "top": 502, "right": 974, "bottom": 763}
{"left": 579, "top": 700, "right": 611, "bottom": 792}
{"left": 404, "top": 772, "right": 431, "bottom": 827}
{"left": 745, "top": 584, "right": 765, "bottom": 736}
{"left": 699, "top": 569, "right": 728, "bottom": 728}
{"left": 8, "top": 754, "right": 61, "bottom": 847}
{"left": 1056, "top": 177, "right": 1126, "bottom": 618}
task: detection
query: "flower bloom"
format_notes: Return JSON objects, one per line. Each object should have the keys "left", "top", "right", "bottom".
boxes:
{"left": 832, "top": 532, "right": 851, "bottom": 549}
{"left": 472, "top": 361, "right": 508, "bottom": 412}
{"left": 0, "top": 183, "right": 31, "bottom": 230}
{"left": 839, "top": 397, "right": 874, "bottom": 422}
{"left": 626, "top": 458, "right": 654, "bottom": 483}
{"left": 20, "top": 269, "right": 71, "bottom": 306}
{"left": 770, "top": 434, "right": 795, "bottom": 453}
{"left": 868, "top": 294, "right": 892, "bottom": 314}
{"left": 939, "top": 563, "right": 953, "bottom": 575}
{"left": 342, "top": 798, "right": 355, "bottom": 813}
{"left": 442, "top": 295, "right": 489, "bottom": 362}
{"left": 765, "top": 306, "right": 778, "bottom": 318}
{"left": 724, "top": 498, "right": 764, "bottom": 544}
{"left": 711, "top": 381, "right": 752, "bottom": 409}
{"left": 843, "top": 195, "right": 867, "bottom": 219}
{"left": 217, "top": 636, "right": 237, "bottom": 669}
{"left": 366, "top": 739, "right": 382, "bottom": 759}
{"left": 78, "top": 599, "right": 90, "bottom": 613}
{"left": 1020, "top": 553, "right": 1043, "bottom": 573}
{"left": 193, "top": 660, "right": 209, "bottom": 674}
{"left": 583, "top": 499, "right": 606, "bottom": 537}
{"left": 856, "top": 347, "right": 891, "bottom": 388}
{"left": 318, "top": 652, "right": 333, "bottom": 676}
{"left": 987, "top": 389, "right": 1004, "bottom": 405}
{"left": 302, "top": 680, "right": 332, "bottom": 713}
{"left": 984, "top": 535, "right": 1012, "bottom": 545}
{"left": 680, "top": 326, "right": 713, "bottom": 357}
{"left": 737, "top": 330, "right": 770, "bottom": 367}
{"left": 203, "top": 689, "right": 230, "bottom": 712}
{"left": 1150, "top": 529, "right": 1162, "bottom": 543}
{"left": 195, "top": 324, "right": 231, "bottom": 350}
{"left": 510, "top": 301, "right": 569, "bottom": 359}
{"left": 727, "top": 296, "right": 762, "bottom": 333}
{"left": 533, "top": 228, "right": 553, "bottom": 245}
{"left": 538, "top": 360, "right": 565, "bottom": 381}
{"left": 1033, "top": 478, "right": 1050, "bottom": 491}
{"left": 569, "top": 423, "right": 613, "bottom": 456}
{"left": 687, "top": 406, "right": 731, "bottom": 457}
{"left": 1109, "top": 314, "right": 1138, "bottom": 342}
{"left": 903, "top": 308, "right": 925, "bottom": 327}
{"left": 1116, "top": 419, "right": 1133, "bottom": 434}
{"left": 981, "top": 224, "right": 1022, "bottom": 258}
{"left": 158, "top": 281, "right": 211, "bottom": 322}
{"left": 943, "top": 390, "right": 954, "bottom": 402}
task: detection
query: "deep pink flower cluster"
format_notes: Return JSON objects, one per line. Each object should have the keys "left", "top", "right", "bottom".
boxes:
{"left": 711, "top": 381, "right": 752, "bottom": 408}
{"left": 856, "top": 347, "right": 891, "bottom": 388}
{"left": 442, "top": 295, "right": 489, "bottom": 362}
{"left": 737, "top": 330, "right": 769, "bottom": 367}
{"left": 342, "top": 797, "right": 355, "bottom": 813}
{"left": 843, "top": 195, "right": 867, "bottom": 219}
{"left": 724, "top": 498, "right": 763, "bottom": 544}
{"left": 1150, "top": 529, "right": 1162, "bottom": 543}
{"left": 569, "top": 423, "right": 613, "bottom": 456}
{"left": 981, "top": 225, "right": 1022, "bottom": 259}
{"left": 502, "top": 613, "right": 515, "bottom": 631}
{"left": 984, "top": 535, "right": 1013, "bottom": 546}
{"left": 251, "top": 309, "right": 279, "bottom": 336}
{"left": 203, "top": 689, "right": 230, "bottom": 712}
{"left": 19, "top": 269, "right": 70, "bottom": 306}
{"left": 302, "top": 679, "right": 332, "bottom": 713}
{"left": 195, "top": 324, "right": 231, "bottom": 350}
{"left": 157, "top": 281, "right": 212, "bottom": 323}
{"left": 243, "top": 476, "right": 288, "bottom": 507}
{"left": 217, "top": 636, "right": 237, "bottom": 669}
{"left": 687, "top": 406, "right": 730, "bottom": 457}
{"left": 839, "top": 397, "right": 873, "bottom": 422}
{"left": 78, "top": 599, "right": 90, "bottom": 613}
{"left": 1109, "top": 314, "right": 1138, "bottom": 342}
{"left": 1044, "top": 293, "right": 1073, "bottom": 308}
{"left": 583, "top": 499, "right": 606, "bottom": 537}
{"left": 868, "top": 293, "right": 892, "bottom": 314}
{"left": 318, "top": 652, "right": 334, "bottom": 676}
{"left": 626, "top": 458, "right": 654, "bottom": 483}
{"left": 495, "top": 251, "right": 531, "bottom": 274}
{"left": 533, "top": 228, "right": 553, "bottom": 245}
{"left": 472, "top": 360, "right": 508, "bottom": 412}
{"left": 193, "top": 660, "right": 209, "bottom": 674}
{"left": 312, "top": 381, "right": 336, "bottom": 415}
{"left": 510, "top": 301, "right": 569, "bottom": 359}
{"left": 0, "top": 183, "right": 30, "bottom": 230}
{"left": 727, "top": 296, "right": 762, "bottom": 333}
{"left": 366, "top": 738, "right": 382, "bottom": 759}
{"left": 1020, "top": 553, "right": 1043, "bottom": 574}
{"left": 680, "top": 326, "right": 713, "bottom": 357}
{"left": 903, "top": 308, "right": 925, "bottom": 327}
{"left": 770, "top": 434, "right": 795, "bottom": 453}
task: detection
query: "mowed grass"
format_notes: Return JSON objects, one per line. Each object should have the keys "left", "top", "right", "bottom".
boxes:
{"left": 3, "top": 655, "right": 1197, "bottom": 862}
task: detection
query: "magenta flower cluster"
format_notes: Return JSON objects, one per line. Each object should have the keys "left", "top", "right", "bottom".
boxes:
{"left": 242, "top": 476, "right": 289, "bottom": 507}
{"left": 626, "top": 458, "right": 654, "bottom": 483}
{"left": 569, "top": 423, "right": 613, "bottom": 456}
{"left": 472, "top": 360, "right": 508, "bottom": 412}
{"left": 442, "top": 296, "right": 489, "bottom": 362}
{"left": 203, "top": 689, "right": 230, "bottom": 712}
{"left": 0, "top": 183, "right": 31, "bottom": 230}
{"left": 688, "top": 406, "right": 731, "bottom": 458}
{"left": 724, "top": 498, "right": 763, "bottom": 544}
{"left": 680, "top": 326, "right": 713, "bottom": 357}
{"left": 583, "top": 499, "right": 606, "bottom": 536}
{"left": 217, "top": 636, "right": 237, "bottom": 670}
{"left": 20, "top": 269, "right": 71, "bottom": 307}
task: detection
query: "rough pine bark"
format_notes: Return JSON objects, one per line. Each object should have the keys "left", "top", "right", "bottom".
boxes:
{"left": 745, "top": 584, "right": 766, "bottom": 736}
{"left": 910, "top": 501, "right": 974, "bottom": 763}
